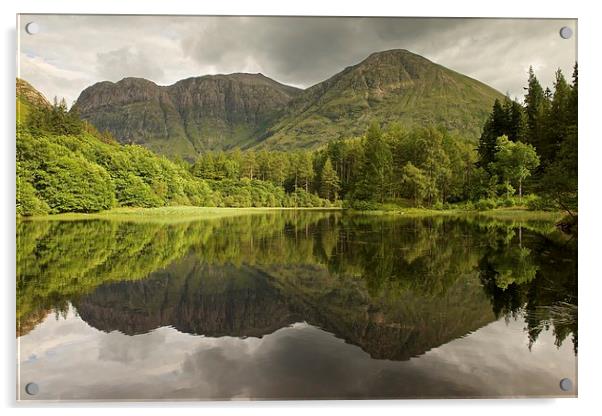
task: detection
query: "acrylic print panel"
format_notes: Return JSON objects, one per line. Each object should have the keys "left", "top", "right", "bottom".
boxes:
{"left": 16, "top": 15, "right": 577, "bottom": 401}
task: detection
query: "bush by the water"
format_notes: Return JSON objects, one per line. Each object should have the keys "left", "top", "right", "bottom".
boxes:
{"left": 475, "top": 199, "right": 498, "bottom": 211}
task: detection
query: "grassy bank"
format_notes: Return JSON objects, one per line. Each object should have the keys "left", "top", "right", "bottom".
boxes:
{"left": 348, "top": 206, "right": 564, "bottom": 220}
{"left": 19, "top": 205, "right": 568, "bottom": 225}
{"left": 21, "top": 206, "right": 343, "bottom": 223}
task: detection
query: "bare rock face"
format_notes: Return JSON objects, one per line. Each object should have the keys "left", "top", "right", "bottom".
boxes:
{"left": 74, "top": 74, "right": 301, "bottom": 159}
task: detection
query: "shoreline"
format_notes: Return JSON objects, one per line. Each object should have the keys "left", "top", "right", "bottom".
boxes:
{"left": 17, "top": 205, "right": 567, "bottom": 224}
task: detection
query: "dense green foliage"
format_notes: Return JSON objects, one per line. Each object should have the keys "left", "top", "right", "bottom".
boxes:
{"left": 477, "top": 65, "right": 578, "bottom": 213}
{"left": 16, "top": 102, "right": 334, "bottom": 216}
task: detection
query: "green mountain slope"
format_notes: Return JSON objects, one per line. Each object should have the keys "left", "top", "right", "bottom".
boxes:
{"left": 257, "top": 49, "right": 504, "bottom": 149}
{"left": 74, "top": 74, "right": 301, "bottom": 159}
{"left": 17, "top": 78, "right": 51, "bottom": 123}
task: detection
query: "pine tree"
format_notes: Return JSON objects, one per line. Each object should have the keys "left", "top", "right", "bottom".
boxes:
{"left": 359, "top": 122, "right": 393, "bottom": 203}
{"left": 543, "top": 69, "right": 572, "bottom": 164}
{"left": 568, "top": 63, "right": 578, "bottom": 126}
{"left": 478, "top": 99, "right": 507, "bottom": 170}
{"left": 298, "top": 152, "right": 315, "bottom": 193}
{"left": 505, "top": 99, "right": 527, "bottom": 142}
{"left": 523, "top": 67, "right": 547, "bottom": 153}
{"left": 319, "top": 157, "right": 340, "bottom": 201}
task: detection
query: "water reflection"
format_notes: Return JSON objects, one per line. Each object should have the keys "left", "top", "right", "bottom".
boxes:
{"left": 17, "top": 212, "right": 577, "bottom": 399}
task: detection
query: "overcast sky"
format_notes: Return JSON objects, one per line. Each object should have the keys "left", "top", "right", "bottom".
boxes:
{"left": 18, "top": 15, "right": 577, "bottom": 106}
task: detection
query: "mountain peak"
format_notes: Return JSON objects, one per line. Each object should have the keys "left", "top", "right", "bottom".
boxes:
{"left": 366, "top": 48, "right": 416, "bottom": 58}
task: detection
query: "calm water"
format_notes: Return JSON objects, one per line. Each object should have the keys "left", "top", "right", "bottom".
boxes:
{"left": 16, "top": 211, "right": 577, "bottom": 400}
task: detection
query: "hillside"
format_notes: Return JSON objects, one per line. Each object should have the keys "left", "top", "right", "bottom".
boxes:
{"left": 74, "top": 74, "right": 301, "bottom": 158}
{"left": 17, "top": 78, "right": 51, "bottom": 122}
{"left": 258, "top": 49, "right": 504, "bottom": 149}
{"left": 73, "top": 49, "right": 504, "bottom": 158}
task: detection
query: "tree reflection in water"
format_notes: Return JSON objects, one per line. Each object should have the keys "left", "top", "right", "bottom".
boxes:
{"left": 17, "top": 212, "right": 577, "bottom": 358}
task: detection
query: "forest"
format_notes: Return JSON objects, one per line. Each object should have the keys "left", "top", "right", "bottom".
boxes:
{"left": 16, "top": 65, "right": 577, "bottom": 217}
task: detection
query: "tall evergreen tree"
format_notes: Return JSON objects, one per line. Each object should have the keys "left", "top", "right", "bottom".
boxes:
{"left": 478, "top": 99, "right": 507, "bottom": 170}
{"left": 359, "top": 122, "right": 393, "bottom": 203}
{"left": 523, "top": 67, "right": 549, "bottom": 158}
{"left": 505, "top": 98, "right": 527, "bottom": 142}
{"left": 542, "top": 69, "right": 572, "bottom": 164}
{"left": 191, "top": 153, "right": 216, "bottom": 179}
{"left": 298, "top": 152, "right": 315, "bottom": 193}
{"left": 319, "top": 157, "right": 340, "bottom": 201}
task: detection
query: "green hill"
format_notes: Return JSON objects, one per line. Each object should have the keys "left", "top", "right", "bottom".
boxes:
{"left": 258, "top": 49, "right": 504, "bottom": 149}
{"left": 17, "top": 78, "right": 51, "bottom": 123}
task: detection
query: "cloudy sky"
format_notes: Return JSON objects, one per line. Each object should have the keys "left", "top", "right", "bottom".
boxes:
{"left": 18, "top": 15, "right": 577, "bottom": 105}
{"left": 20, "top": 308, "right": 576, "bottom": 400}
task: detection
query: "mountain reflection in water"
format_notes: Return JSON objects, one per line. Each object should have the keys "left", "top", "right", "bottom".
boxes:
{"left": 17, "top": 211, "right": 577, "bottom": 399}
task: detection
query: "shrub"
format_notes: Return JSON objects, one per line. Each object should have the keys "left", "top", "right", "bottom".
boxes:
{"left": 17, "top": 178, "right": 49, "bottom": 216}
{"left": 115, "top": 173, "right": 163, "bottom": 208}
{"left": 526, "top": 195, "right": 555, "bottom": 211}
{"left": 475, "top": 198, "right": 497, "bottom": 211}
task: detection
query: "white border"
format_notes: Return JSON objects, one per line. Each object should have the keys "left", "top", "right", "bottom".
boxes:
{"left": 2, "top": 0, "right": 600, "bottom": 414}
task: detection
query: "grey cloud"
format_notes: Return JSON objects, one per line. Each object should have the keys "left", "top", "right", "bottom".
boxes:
{"left": 179, "top": 16, "right": 576, "bottom": 97}
{"left": 96, "top": 46, "right": 166, "bottom": 82}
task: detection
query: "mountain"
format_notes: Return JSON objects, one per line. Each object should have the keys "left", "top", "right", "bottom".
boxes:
{"left": 16, "top": 78, "right": 50, "bottom": 122}
{"left": 259, "top": 49, "right": 504, "bottom": 149}
{"left": 73, "top": 49, "right": 504, "bottom": 157}
{"left": 74, "top": 74, "right": 301, "bottom": 158}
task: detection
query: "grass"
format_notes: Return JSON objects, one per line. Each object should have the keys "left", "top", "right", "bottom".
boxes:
{"left": 23, "top": 206, "right": 343, "bottom": 223}
{"left": 21, "top": 205, "right": 567, "bottom": 226}
{"left": 348, "top": 206, "right": 566, "bottom": 223}
{"left": 475, "top": 208, "right": 565, "bottom": 223}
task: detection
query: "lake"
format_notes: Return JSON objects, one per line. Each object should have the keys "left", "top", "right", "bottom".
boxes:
{"left": 16, "top": 211, "right": 577, "bottom": 400}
